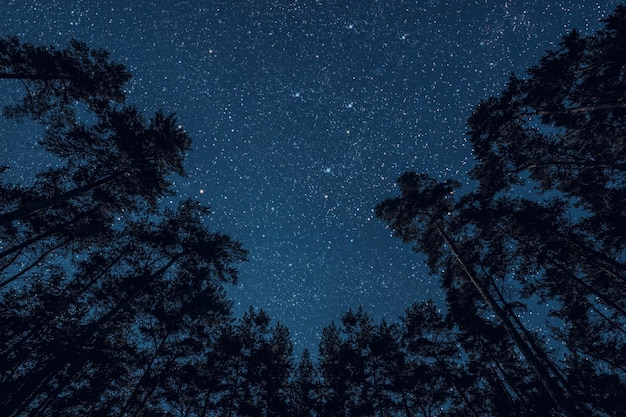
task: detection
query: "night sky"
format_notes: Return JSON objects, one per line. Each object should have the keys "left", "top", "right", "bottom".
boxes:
{"left": 1, "top": 0, "right": 621, "bottom": 356}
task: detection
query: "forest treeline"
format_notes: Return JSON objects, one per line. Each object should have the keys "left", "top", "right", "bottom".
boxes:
{"left": 1, "top": 5, "right": 625, "bottom": 417}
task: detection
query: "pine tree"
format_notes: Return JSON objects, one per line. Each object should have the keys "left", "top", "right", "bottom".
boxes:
{"left": 0, "top": 38, "right": 191, "bottom": 285}
{"left": 0, "top": 37, "right": 249, "bottom": 417}
{"left": 317, "top": 308, "right": 406, "bottom": 417}
{"left": 289, "top": 349, "right": 322, "bottom": 417}
{"left": 376, "top": 6, "right": 626, "bottom": 416}
{"left": 0, "top": 201, "right": 247, "bottom": 416}
{"left": 213, "top": 308, "right": 293, "bottom": 417}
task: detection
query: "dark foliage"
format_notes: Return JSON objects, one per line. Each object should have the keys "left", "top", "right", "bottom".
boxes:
{"left": 2, "top": 5, "right": 626, "bottom": 416}
{"left": 377, "top": 5, "right": 626, "bottom": 417}
{"left": 0, "top": 36, "right": 130, "bottom": 123}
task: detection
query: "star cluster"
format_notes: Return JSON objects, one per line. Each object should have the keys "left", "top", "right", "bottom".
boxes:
{"left": 1, "top": 0, "right": 620, "bottom": 354}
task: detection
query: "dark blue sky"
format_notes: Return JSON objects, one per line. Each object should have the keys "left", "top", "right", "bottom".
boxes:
{"left": 1, "top": 0, "right": 620, "bottom": 355}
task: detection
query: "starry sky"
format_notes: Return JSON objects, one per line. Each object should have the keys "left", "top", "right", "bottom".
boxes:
{"left": 1, "top": 0, "right": 621, "bottom": 355}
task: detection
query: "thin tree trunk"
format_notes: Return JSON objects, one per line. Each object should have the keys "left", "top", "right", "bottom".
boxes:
{"left": 0, "top": 203, "right": 104, "bottom": 263}
{"left": 498, "top": 224, "right": 626, "bottom": 319}
{"left": 128, "top": 363, "right": 172, "bottom": 417}
{"left": 0, "top": 246, "right": 23, "bottom": 275}
{"left": 369, "top": 361, "right": 388, "bottom": 417}
{"left": 0, "top": 238, "right": 69, "bottom": 288}
{"left": 62, "top": 242, "right": 131, "bottom": 300}
{"left": 446, "top": 371, "right": 481, "bottom": 417}
{"left": 79, "top": 253, "right": 183, "bottom": 342}
{"left": 1, "top": 356, "right": 59, "bottom": 417}
{"left": 119, "top": 322, "right": 180, "bottom": 416}
{"left": 0, "top": 170, "right": 124, "bottom": 227}
{"left": 0, "top": 228, "right": 55, "bottom": 262}
{"left": 435, "top": 222, "right": 590, "bottom": 417}
{"left": 2, "top": 252, "right": 183, "bottom": 417}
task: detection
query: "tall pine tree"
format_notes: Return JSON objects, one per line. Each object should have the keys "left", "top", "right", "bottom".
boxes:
{"left": 376, "top": 6, "right": 626, "bottom": 417}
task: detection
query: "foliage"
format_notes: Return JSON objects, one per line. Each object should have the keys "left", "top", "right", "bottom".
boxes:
{"left": 376, "top": 6, "right": 626, "bottom": 417}
{"left": 0, "top": 36, "right": 130, "bottom": 124}
{"left": 2, "top": 5, "right": 626, "bottom": 416}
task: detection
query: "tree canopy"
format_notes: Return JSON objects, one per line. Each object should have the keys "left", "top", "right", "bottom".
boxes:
{"left": 0, "top": 36, "right": 130, "bottom": 123}
{"left": 377, "top": 6, "right": 626, "bottom": 417}
{"left": 1, "top": 5, "right": 626, "bottom": 417}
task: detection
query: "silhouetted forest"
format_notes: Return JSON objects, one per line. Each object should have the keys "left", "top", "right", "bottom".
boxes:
{"left": 1, "top": 5, "right": 625, "bottom": 417}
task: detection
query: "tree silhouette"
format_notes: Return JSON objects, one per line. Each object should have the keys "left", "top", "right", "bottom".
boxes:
{"left": 315, "top": 302, "right": 543, "bottom": 417}
{"left": 0, "top": 105, "right": 190, "bottom": 228}
{"left": 398, "top": 301, "right": 470, "bottom": 417}
{"left": 0, "top": 37, "right": 254, "bottom": 417}
{"left": 288, "top": 348, "right": 322, "bottom": 417}
{"left": 3, "top": 6, "right": 626, "bottom": 415}
{"left": 0, "top": 36, "right": 130, "bottom": 123}
{"left": 0, "top": 37, "right": 191, "bottom": 288}
{"left": 376, "top": 6, "right": 626, "bottom": 417}
{"left": 0, "top": 201, "right": 248, "bottom": 416}
{"left": 214, "top": 308, "right": 293, "bottom": 417}
{"left": 0, "top": 105, "right": 192, "bottom": 292}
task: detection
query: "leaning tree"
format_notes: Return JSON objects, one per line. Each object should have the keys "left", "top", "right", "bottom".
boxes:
{"left": 377, "top": 6, "right": 626, "bottom": 417}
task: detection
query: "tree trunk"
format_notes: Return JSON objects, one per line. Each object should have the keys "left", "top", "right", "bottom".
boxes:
{"left": 0, "top": 238, "right": 69, "bottom": 288}
{"left": 1, "top": 252, "right": 183, "bottom": 417}
{"left": 0, "top": 170, "right": 124, "bottom": 227}
{"left": 435, "top": 222, "right": 590, "bottom": 417}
